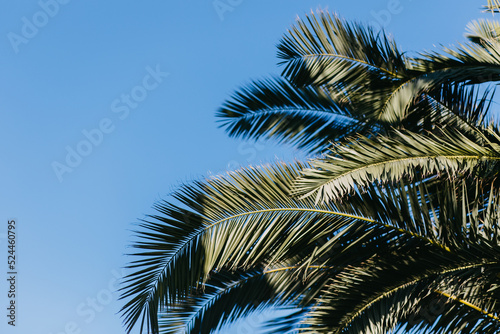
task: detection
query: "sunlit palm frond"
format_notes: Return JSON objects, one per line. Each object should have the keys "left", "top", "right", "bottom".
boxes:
{"left": 414, "top": 39, "right": 500, "bottom": 84}
{"left": 466, "top": 19, "right": 500, "bottom": 44}
{"left": 295, "top": 128, "right": 500, "bottom": 203}
{"left": 120, "top": 162, "right": 387, "bottom": 333}
{"left": 295, "top": 174, "right": 500, "bottom": 332}
{"left": 277, "top": 11, "right": 500, "bottom": 125}
{"left": 122, "top": 161, "right": 478, "bottom": 333}
{"left": 277, "top": 10, "right": 413, "bottom": 123}
{"left": 277, "top": 10, "right": 408, "bottom": 86}
{"left": 122, "top": 7, "right": 500, "bottom": 334}
{"left": 122, "top": 161, "right": 500, "bottom": 333}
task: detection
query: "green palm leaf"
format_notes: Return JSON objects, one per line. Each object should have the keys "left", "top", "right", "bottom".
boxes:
{"left": 217, "top": 77, "right": 373, "bottom": 154}
{"left": 303, "top": 259, "right": 500, "bottom": 333}
{"left": 157, "top": 267, "right": 311, "bottom": 334}
{"left": 296, "top": 128, "right": 500, "bottom": 203}
{"left": 278, "top": 11, "right": 500, "bottom": 125}
{"left": 121, "top": 162, "right": 463, "bottom": 333}
{"left": 122, "top": 159, "right": 500, "bottom": 332}
{"left": 298, "top": 174, "right": 500, "bottom": 332}
{"left": 278, "top": 11, "right": 411, "bottom": 123}
{"left": 120, "top": 162, "right": 383, "bottom": 333}
{"left": 277, "top": 11, "right": 407, "bottom": 85}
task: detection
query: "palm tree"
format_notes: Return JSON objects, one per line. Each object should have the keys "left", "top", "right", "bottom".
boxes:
{"left": 120, "top": 7, "right": 500, "bottom": 334}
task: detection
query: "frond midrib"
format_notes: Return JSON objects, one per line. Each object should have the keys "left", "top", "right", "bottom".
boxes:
{"left": 140, "top": 204, "right": 453, "bottom": 323}
{"left": 168, "top": 265, "right": 334, "bottom": 334}
{"left": 305, "top": 155, "right": 500, "bottom": 198}
{"left": 291, "top": 53, "right": 401, "bottom": 78}
{"left": 220, "top": 107, "right": 357, "bottom": 122}
{"left": 435, "top": 289, "right": 500, "bottom": 322}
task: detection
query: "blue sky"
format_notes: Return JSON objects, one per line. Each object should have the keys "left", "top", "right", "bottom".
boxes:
{"left": 0, "top": 1, "right": 495, "bottom": 333}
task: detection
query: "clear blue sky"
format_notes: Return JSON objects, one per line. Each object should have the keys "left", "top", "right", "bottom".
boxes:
{"left": 0, "top": 1, "right": 494, "bottom": 333}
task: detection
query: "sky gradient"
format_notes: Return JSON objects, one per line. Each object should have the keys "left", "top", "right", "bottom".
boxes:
{"left": 0, "top": 1, "right": 495, "bottom": 333}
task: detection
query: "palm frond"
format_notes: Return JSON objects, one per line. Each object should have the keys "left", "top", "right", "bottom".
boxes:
{"left": 216, "top": 77, "right": 374, "bottom": 154}
{"left": 295, "top": 128, "right": 500, "bottom": 203}
{"left": 297, "top": 175, "right": 500, "bottom": 332}
{"left": 466, "top": 19, "right": 500, "bottom": 44}
{"left": 122, "top": 160, "right": 500, "bottom": 333}
{"left": 120, "top": 162, "right": 385, "bottom": 333}
{"left": 277, "top": 11, "right": 500, "bottom": 125}
{"left": 122, "top": 161, "right": 482, "bottom": 333}
{"left": 301, "top": 255, "right": 500, "bottom": 333}
{"left": 122, "top": 8, "right": 500, "bottom": 333}
{"left": 277, "top": 11, "right": 413, "bottom": 123}
{"left": 157, "top": 267, "right": 314, "bottom": 334}
{"left": 414, "top": 39, "right": 500, "bottom": 84}
{"left": 278, "top": 10, "right": 407, "bottom": 86}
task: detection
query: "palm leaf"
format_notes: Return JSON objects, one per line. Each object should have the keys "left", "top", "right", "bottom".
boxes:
{"left": 217, "top": 77, "right": 374, "bottom": 154}
{"left": 297, "top": 175, "right": 500, "bottom": 332}
{"left": 302, "top": 259, "right": 500, "bottom": 333}
{"left": 277, "top": 11, "right": 500, "bottom": 125}
{"left": 122, "top": 163, "right": 500, "bottom": 333}
{"left": 122, "top": 8, "right": 500, "bottom": 333}
{"left": 466, "top": 19, "right": 500, "bottom": 44}
{"left": 295, "top": 128, "right": 500, "bottom": 203}
{"left": 157, "top": 267, "right": 313, "bottom": 334}
{"left": 278, "top": 11, "right": 412, "bottom": 123}
{"left": 277, "top": 11, "right": 407, "bottom": 86}
{"left": 122, "top": 161, "right": 474, "bottom": 333}
{"left": 120, "top": 162, "right": 386, "bottom": 333}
